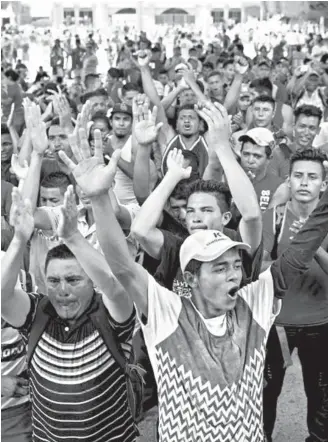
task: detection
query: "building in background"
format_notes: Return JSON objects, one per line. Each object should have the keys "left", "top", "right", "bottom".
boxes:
{"left": 51, "top": 1, "right": 265, "bottom": 32}
{"left": 1, "top": 1, "right": 31, "bottom": 27}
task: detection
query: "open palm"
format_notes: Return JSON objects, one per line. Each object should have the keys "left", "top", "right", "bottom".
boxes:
{"left": 9, "top": 188, "right": 34, "bottom": 242}
{"left": 133, "top": 97, "right": 163, "bottom": 146}
{"left": 58, "top": 128, "right": 120, "bottom": 197}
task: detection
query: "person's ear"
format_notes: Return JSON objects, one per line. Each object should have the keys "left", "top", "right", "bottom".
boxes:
{"left": 320, "top": 179, "right": 327, "bottom": 193}
{"left": 183, "top": 271, "right": 198, "bottom": 288}
{"left": 222, "top": 211, "right": 232, "bottom": 226}
{"left": 287, "top": 176, "right": 291, "bottom": 189}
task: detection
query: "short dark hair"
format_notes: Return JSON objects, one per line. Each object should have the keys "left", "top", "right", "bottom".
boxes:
{"left": 170, "top": 182, "right": 189, "bottom": 201}
{"left": 294, "top": 105, "right": 322, "bottom": 124}
{"left": 240, "top": 140, "right": 272, "bottom": 158}
{"left": 5, "top": 69, "right": 19, "bottom": 82}
{"left": 45, "top": 244, "right": 76, "bottom": 273}
{"left": 122, "top": 82, "right": 140, "bottom": 96}
{"left": 40, "top": 172, "right": 71, "bottom": 194}
{"left": 289, "top": 149, "right": 327, "bottom": 179}
{"left": 176, "top": 103, "right": 199, "bottom": 119}
{"left": 184, "top": 258, "right": 202, "bottom": 276}
{"left": 185, "top": 179, "right": 232, "bottom": 214}
{"left": 223, "top": 58, "right": 234, "bottom": 69}
{"left": 108, "top": 67, "right": 123, "bottom": 79}
{"left": 250, "top": 77, "right": 273, "bottom": 93}
{"left": 1, "top": 124, "right": 10, "bottom": 136}
{"left": 91, "top": 111, "right": 111, "bottom": 130}
{"left": 253, "top": 95, "right": 275, "bottom": 108}
{"left": 202, "top": 61, "right": 214, "bottom": 70}
{"left": 207, "top": 70, "right": 223, "bottom": 81}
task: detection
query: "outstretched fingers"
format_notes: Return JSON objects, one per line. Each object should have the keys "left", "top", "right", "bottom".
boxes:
{"left": 68, "top": 133, "right": 83, "bottom": 162}
{"left": 93, "top": 129, "right": 104, "bottom": 159}
{"left": 79, "top": 128, "right": 91, "bottom": 160}
{"left": 58, "top": 150, "right": 77, "bottom": 172}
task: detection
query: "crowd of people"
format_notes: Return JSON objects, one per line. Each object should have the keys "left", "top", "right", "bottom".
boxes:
{"left": 1, "top": 14, "right": 328, "bottom": 442}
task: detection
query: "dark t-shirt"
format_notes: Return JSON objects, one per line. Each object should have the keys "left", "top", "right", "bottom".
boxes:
{"left": 253, "top": 172, "right": 283, "bottom": 212}
{"left": 154, "top": 227, "right": 263, "bottom": 296}
{"left": 263, "top": 203, "right": 328, "bottom": 326}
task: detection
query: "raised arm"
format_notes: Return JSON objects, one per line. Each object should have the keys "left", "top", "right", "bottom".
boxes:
{"left": 196, "top": 101, "right": 262, "bottom": 255}
{"left": 131, "top": 149, "right": 191, "bottom": 260}
{"left": 57, "top": 185, "right": 134, "bottom": 322}
{"left": 137, "top": 50, "right": 175, "bottom": 151}
{"left": 1, "top": 189, "right": 32, "bottom": 327}
{"left": 7, "top": 104, "right": 19, "bottom": 154}
{"left": 223, "top": 57, "right": 249, "bottom": 112}
{"left": 272, "top": 186, "right": 328, "bottom": 297}
{"left": 58, "top": 129, "right": 149, "bottom": 317}
{"left": 132, "top": 96, "right": 162, "bottom": 204}
{"left": 19, "top": 100, "right": 51, "bottom": 229}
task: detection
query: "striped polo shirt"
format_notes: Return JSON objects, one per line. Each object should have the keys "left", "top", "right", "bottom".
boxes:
{"left": 16, "top": 292, "right": 137, "bottom": 442}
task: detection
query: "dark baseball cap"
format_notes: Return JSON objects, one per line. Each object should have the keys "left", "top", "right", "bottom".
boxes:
{"left": 110, "top": 103, "right": 132, "bottom": 117}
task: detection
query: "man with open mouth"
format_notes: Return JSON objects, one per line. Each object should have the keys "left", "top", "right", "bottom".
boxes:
{"left": 58, "top": 98, "right": 328, "bottom": 441}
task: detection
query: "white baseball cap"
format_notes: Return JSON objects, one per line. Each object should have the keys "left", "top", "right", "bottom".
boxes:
{"left": 239, "top": 128, "right": 275, "bottom": 148}
{"left": 179, "top": 230, "right": 250, "bottom": 273}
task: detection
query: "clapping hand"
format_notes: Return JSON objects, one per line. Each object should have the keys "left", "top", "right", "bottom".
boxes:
{"left": 132, "top": 95, "right": 163, "bottom": 146}
{"left": 195, "top": 101, "right": 231, "bottom": 147}
{"left": 166, "top": 148, "right": 192, "bottom": 181}
{"left": 57, "top": 185, "right": 78, "bottom": 241}
{"left": 9, "top": 188, "right": 34, "bottom": 243}
{"left": 58, "top": 128, "right": 121, "bottom": 198}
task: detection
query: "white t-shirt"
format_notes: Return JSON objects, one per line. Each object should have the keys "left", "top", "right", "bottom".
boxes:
{"left": 141, "top": 269, "right": 281, "bottom": 442}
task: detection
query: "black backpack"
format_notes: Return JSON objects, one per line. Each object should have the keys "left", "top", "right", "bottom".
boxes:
{"left": 26, "top": 294, "right": 145, "bottom": 426}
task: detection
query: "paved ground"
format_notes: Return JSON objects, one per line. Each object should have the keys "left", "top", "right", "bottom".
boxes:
{"left": 137, "top": 351, "right": 307, "bottom": 442}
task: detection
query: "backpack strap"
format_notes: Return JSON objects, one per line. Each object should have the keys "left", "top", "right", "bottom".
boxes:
{"left": 26, "top": 297, "right": 51, "bottom": 367}
{"left": 89, "top": 295, "right": 128, "bottom": 373}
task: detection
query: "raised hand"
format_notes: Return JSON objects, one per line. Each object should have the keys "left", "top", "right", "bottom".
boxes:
{"left": 234, "top": 56, "right": 249, "bottom": 75}
{"left": 57, "top": 185, "right": 78, "bottom": 240}
{"left": 132, "top": 95, "right": 163, "bottom": 146}
{"left": 74, "top": 100, "right": 92, "bottom": 139}
{"left": 58, "top": 128, "right": 121, "bottom": 197}
{"left": 136, "top": 49, "right": 151, "bottom": 67}
{"left": 195, "top": 101, "right": 231, "bottom": 147}
{"left": 166, "top": 148, "right": 192, "bottom": 181}
{"left": 23, "top": 98, "right": 48, "bottom": 155}
{"left": 181, "top": 67, "right": 197, "bottom": 87}
{"left": 10, "top": 154, "right": 29, "bottom": 182}
{"left": 52, "top": 91, "right": 73, "bottom": 131}
{"left": 9, "top": 188, "right": 34, "bottom": 242}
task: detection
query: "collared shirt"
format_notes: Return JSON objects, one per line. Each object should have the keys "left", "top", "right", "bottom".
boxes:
{"left": 13, "top": 292, "right": 137, "bottom": 442}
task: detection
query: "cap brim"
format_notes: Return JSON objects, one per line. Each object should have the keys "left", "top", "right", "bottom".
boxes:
{"left": 181, "top": 241, "right": 250, "bottom": 273}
